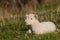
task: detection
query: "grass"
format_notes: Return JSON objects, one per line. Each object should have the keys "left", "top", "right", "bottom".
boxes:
{"left": 0, "top": 1, "right": 60, "bottom": 40}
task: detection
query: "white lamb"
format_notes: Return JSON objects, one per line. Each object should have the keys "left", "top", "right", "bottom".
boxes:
{"left": 25, "top": 13, "right": 56, "bottom": 34}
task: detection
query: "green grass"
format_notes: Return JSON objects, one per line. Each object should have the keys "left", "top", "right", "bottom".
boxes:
{"left": 0, "top": 1, "right": 60, "bottom": 40}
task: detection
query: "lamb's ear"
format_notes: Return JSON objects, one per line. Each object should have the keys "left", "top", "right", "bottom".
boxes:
{"left": 35, "top": 15, "right": 38, "bottom": 19}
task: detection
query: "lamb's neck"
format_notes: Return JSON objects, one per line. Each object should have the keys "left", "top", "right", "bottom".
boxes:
{"left": 31, "top": 20, "right": 40, "bottom": 27}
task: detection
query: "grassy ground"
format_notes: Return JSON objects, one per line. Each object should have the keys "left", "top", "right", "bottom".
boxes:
{"left": 0, "top": 1, "right": 60, "bottom": 40}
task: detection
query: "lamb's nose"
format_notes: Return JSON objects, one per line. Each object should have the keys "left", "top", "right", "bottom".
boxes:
{"left": 24, "top": 20, "right": 26, "bottom": 23}
{"left": 25, "top": 20, "right": 26, "bottom": 22}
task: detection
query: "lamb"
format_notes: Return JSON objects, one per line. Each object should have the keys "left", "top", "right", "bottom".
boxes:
{"left": 25, "top": 13, "right": 56, "bottom": 34}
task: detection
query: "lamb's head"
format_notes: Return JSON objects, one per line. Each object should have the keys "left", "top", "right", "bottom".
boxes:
{"left": 25, "top": 13, "right": 38, "bottom": 25}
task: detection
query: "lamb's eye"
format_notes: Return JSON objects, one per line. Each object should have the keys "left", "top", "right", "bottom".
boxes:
{"left": 31, "top": 18, "right": 33, "bottom": 20}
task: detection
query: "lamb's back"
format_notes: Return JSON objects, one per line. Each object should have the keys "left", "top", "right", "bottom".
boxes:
{"left": 40, "top": 22, "right": 56, "bottom": 31}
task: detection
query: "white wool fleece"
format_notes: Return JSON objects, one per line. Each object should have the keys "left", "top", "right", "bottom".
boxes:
{"left": 31, "top": 21, "right": 56, "bottom": 34}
